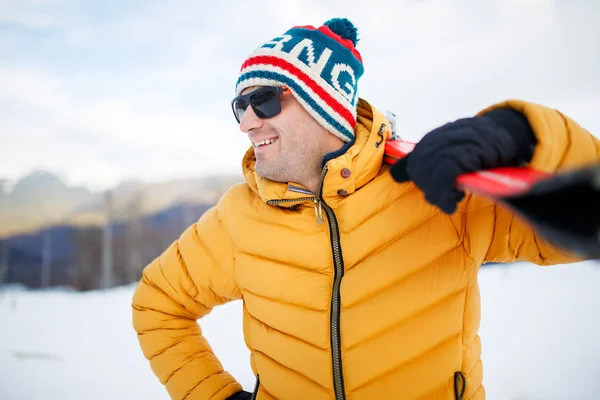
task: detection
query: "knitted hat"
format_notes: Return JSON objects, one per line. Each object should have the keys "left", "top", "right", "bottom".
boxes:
{"left": 235, "top": 18, "right": 364, "bottom": 143}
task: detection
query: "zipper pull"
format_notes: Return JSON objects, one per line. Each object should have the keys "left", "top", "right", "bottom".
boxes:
{"left": 313, "top": 198, "right": 324, "bottom": 224}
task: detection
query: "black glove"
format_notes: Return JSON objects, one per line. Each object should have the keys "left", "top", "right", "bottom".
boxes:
{"left": 226, "top": 391, "right": 253, "bottom": 400}
{"left": 390, "top": 108, "right": 537, "bottom": 214}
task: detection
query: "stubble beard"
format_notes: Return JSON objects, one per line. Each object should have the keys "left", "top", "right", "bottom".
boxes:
{"left": 255, "top": 157, "right": 289, "bottom": 183}
{"left": 255, "top": 144, "right": 323, "bottom": 187}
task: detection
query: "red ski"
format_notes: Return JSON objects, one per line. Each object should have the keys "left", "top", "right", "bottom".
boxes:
{"left": 384, "top": 139, "right": 551, "bottom": 197}
{"left": 383, "top": 138, "right": 600, "bottom": 259}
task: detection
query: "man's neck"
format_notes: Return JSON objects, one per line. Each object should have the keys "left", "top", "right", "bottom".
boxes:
{"left": 303, "top": 176, "right": 321, "bottom": 195}
{"left": 299, "top": 137, "right": 353, "bottom": 194}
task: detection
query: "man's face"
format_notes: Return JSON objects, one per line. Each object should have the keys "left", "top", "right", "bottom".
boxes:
{"left": 238, "top": 86, "right": 337, "bottom": 186}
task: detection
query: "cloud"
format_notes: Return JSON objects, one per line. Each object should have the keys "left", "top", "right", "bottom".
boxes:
{"left": 1, "top": 0, "right": 598, "bottom": 190}
{"left": 0, "top": 0, "right": 68, "bottom": 29}
{"left": 0, "top": 68, "right": 248, "bottom": 190}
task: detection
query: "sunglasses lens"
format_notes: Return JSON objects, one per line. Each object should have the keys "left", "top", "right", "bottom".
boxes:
{"left": 232, "top": 87, "right": 284, "bottom": 123}
{"left": 232, "top": 99, "right": 247, "bottom": 123}
{"left": 251, "top": 89, "right": 281, "bottom": 119}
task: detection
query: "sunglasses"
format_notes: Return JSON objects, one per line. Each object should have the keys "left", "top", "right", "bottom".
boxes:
{"left": 231, "top": 86, "right": 290, "bottom": 124}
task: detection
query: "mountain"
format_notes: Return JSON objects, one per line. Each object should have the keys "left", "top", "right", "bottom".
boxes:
{"left": 0, "top": 170, "right": 244, "bottom": 237}
{"left": 4, "top": 170, "right": 91, "bottom": 206}
{"left": 0, "top": 171, "right": 96, "bottom": 237}
{"left": 65, "top": 174, "right": 243, "bottom": 227}
{"left": 0, "top": 202, "right": 213, "bottom": 289}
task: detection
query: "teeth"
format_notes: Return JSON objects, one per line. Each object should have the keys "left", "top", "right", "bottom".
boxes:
{"left": 254, "top": 138, "right": 277, "bottom": 147}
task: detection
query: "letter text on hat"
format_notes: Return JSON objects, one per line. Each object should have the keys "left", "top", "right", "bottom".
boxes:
{"left": 331, "top": 63, "right": 356, "bottom": 103}
{"left": 289, "top": 38, "right": 333, "bottom": 76}
{"left": 262, "top": 35, "right": 294, "bottom": 51}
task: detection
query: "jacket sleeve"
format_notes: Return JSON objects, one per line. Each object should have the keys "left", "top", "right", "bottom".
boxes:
{"left": 131, "top": 190, "right": 243, "bottom": 400}
{"left": 461, "top": 100, "right": 600, "bottom": 265}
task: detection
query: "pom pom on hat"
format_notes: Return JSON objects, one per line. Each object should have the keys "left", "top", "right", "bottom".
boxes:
{"left": 324, "top": 18, "right": 359, "bottom": 46}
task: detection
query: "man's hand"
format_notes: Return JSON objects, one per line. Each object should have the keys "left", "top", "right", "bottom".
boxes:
{"left": 390, "top": 108, "right": 537, "bottom": 214}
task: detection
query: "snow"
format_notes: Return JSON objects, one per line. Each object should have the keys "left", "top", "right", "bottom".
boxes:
{"left": 1, "top": 261, "right": 600, "bottom": 400}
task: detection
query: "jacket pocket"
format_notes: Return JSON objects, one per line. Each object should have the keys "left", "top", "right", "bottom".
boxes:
{"left": 251, "top": 375, "right": 260, "bottom": 400}
{"left": 454, "top": 371, "right": 466, "bottom": 400}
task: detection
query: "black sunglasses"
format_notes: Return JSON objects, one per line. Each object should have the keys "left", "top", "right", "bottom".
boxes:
{"left": 231, "top": 86, "right": 289, "bottom": 124}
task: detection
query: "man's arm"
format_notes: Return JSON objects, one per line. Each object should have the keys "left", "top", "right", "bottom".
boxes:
{"left": 463, "top": 100, "right": 600, "bottom": 264}
{"left": 132, "top": 191, "right": 243, "bottom": 400}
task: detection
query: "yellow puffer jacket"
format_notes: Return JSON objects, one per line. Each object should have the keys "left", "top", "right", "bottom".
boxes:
{"left": 132, "top": 99, "right": 599, "bottom": 400}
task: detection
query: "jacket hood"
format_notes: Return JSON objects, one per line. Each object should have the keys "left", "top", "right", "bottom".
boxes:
{"left": 241, "top": 98, "right": 392, "bottom": 208}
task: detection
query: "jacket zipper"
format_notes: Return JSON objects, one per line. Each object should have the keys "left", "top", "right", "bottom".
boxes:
{"left": 454, "top": 371, "right": 466, "bottom": 400}
{"left": 266, "top": 170, "right": 327, "bottom": 225}
{"left": 267, "top": 195, "right": 324, "bottom": 225}
{"left": 323, "top": 198, "right": 345, "bottom": 399}
{"left": 266, "top": 196, "right": 315, "bottom": 206}
{"left": 267, "top": 165, "right": 346, "bottom": 399}
{"left": 251, "top": 374, "right": 260, "bottom": 400}
{"left": 315, "top": 165, "right": 346, "bottom": 400}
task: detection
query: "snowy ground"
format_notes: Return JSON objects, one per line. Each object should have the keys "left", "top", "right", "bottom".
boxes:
{"left": 1, "top": 261, "right": 599, "bottom": 400}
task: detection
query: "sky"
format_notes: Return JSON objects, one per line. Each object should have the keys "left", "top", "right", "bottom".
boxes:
{"left": 1, "top": 0, "right": 599, "bottom": 191}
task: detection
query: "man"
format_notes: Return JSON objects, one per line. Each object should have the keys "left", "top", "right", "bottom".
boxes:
{"left": 132, "top": 18, "right": 599, "bottom": 399}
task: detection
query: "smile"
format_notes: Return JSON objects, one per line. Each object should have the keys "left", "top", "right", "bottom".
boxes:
{"left": 253, "top": 137, "right": 278, "bottom": 148}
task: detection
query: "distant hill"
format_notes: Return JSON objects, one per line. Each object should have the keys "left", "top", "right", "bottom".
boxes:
{"left": 0, "top": 202, "right": 214, "bottom": 289}
{"left": 0, "top": 171, "right": 96, "bottom": 237}
{"left": 0, "top": 170, "right": 243, "bottom": 237}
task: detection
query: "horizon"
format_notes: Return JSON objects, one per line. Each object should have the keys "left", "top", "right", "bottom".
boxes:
{"left": 0, "top": 167, "right": 245, "bottom": 195}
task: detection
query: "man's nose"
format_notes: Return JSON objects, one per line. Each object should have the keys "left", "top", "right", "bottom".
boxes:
{"left": 239, "top": 105, "right": 264, "bottom": 133}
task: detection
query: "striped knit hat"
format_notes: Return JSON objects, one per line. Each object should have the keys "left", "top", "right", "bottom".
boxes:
{"left": 235, "top": 18, "right": 364, "bottom": 142}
